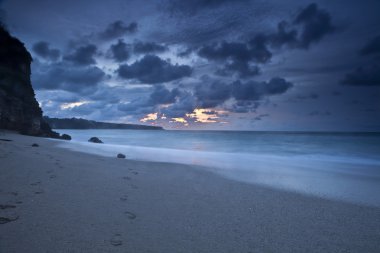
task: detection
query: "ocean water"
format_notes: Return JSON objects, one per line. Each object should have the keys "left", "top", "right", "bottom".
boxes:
{"left": 55, "top": 130, "right": 380, "bottom": 207}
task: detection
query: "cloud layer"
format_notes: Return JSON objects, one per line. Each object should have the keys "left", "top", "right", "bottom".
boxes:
{"left": 2, "top": 0, "right": 378, "bottom": 130}
{"left": 117, "top": 55, "right": 192, "bottom": 84}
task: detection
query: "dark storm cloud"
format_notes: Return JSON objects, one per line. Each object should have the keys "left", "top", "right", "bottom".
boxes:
{"left": 216, "top": 61, "right": 260, "bottom": 78}
{"left": 198, "top": 38, "right": 270, "bottom": 77}
{"left": 292, "top": 3, "right": 335, "bottom": 49}
{"left": 196, "top": 3, "right": 336, "bottom": 77}
{"left": 109, "top": 40, "right": 167, "bottom": 62}
{"left": 33, "top": 62, "right": 105, "bottom": 93}
{"left": 117, "top": 55, "right": 192, "bottom": 84}
{"left": 165, "top": 0, "right": 250, "bottom": 15}
{"left": 268, "top": 21, "right": 298, "bottom": 48}
{"left": 63, "top": 44, "right": 97, "bottom": 66}
{"left": 232, "top": 78, "right": 293, "bottom": 101}
{"left": 133, "top": 41, "right": 168, "bottom": 54}
{"left": 117, "top": 85, "right": 180, "bottom": 115}
{"left": 99, "top": 20, "right": 137, "bottom": 40}
{"left": 267, "top": 3, "right": 336, "bottom": 49}
{"left": 161, "top": 92, "right": 197, "bottom": 117}
{"left": 148, "top": 85, "right": 179, "bottom": 105}
{"left": 341, "top": 33, "right": 380, "bottom": 87}
{"left": 360, "top": 35, "right": 380, "bottom": 56}
{"left": 194, "top": 80, "right": 231, "bottom": 107}
{"left": 342, "top": 62, "right": 380, "bottom": 86}
{"left": 189, "top": 76, "right": 293, "bottom": 113}
{"left": 198, "top": 39, "right": 271, "bottom": 64}
{"left": 32, "top": 41, "right": 60, "bottom": 61}
{"left": 109, "top": 39, "right": 130, "bottom": 62}
{"left": 117, "top": 85, "right": 195, "bottom": 118}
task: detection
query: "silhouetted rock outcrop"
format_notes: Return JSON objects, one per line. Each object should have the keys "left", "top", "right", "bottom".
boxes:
{"left": 0, "top": 25, "right": 59, "bottom": 137}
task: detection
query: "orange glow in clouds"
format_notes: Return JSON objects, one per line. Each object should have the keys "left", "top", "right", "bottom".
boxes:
{"left": 140, "top": 113, "right": 158, "bottom": 122}
{"left": 186, "top": 108, "right": 227, "bottom": 123}
{"left": 170, "top": 117, "right": 189, "bottom": 126}
{"left": 139, "top": 109, "right": 228, "bottom": 127}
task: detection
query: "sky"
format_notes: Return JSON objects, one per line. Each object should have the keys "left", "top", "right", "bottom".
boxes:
{"left": 1, "top": 0, "right": 379, "bottom": 131}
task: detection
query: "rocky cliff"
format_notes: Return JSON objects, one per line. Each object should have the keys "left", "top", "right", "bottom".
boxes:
{"left": 0, "top": 25, "right": 59, "bottom": 137}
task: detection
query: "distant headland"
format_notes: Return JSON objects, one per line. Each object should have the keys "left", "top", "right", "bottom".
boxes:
{"left": 44, "top": 116, "right": 163, "bottom": 130}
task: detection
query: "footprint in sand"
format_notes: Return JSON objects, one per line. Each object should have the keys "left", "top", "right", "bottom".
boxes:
{"left": 0, "top": 204, "right": 16, "bottom": 210}
{"left": 110, "top": 234, "right": 123, "bottom": 246}
{"left": 122, "top": 176, "right": 131, "bottom": 181}
{"left": 0, "top": 214, "right": 19, "bottom": 224}
{"left": 120, "top": 195, "right": 128, "bottom": 202}
{"left": 34, "top": 190, "right": 44, "bottom": 194}
{"left": 132, "top": 171, "right": 138, "bottom": 175}
{"left": 131, "top": 184, "right": 138, "bottom": 189}
{"left": 49, "top": 175, "right": 57, "bottom": 179}
{"left": 0, "top": 204, "right": 19, "bottom": 225}
{"left": 125, "top": 211, "right": 136, "bottom": 220}
{"left": 30, "top": 181, "right": 41, "bottom": 186}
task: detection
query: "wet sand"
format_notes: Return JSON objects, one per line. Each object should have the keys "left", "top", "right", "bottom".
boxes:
{"left": 0, "top": 131, "right": 379, "bottom": 252}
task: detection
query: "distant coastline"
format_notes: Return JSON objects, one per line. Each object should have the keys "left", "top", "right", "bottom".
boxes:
{"left": 44, "top": 116, "right": 163, "bottom": 130}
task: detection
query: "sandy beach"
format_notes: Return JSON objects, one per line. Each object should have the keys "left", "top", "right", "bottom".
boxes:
{"left": 0, "top": 131, "right": 379, "bottom": 253}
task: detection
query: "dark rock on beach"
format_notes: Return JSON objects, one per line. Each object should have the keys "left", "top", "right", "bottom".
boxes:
{"left": 60, "top": 134, "right": 72, "bottom": 140}
{"left": 88, "top": 137, "right": 103, "bottom": 143}
{"left": 31, "top": 143, "right": 39, "bottom": 147}
{"left": 117, "top": 153, "right": 126, "bottom": 159}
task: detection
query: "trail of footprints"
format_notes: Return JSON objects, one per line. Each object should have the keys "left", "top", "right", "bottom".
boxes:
{"left": 0, "top": 151, "right": 64, "bottom": 226}
{"left": 3, "top": 147, "right": 141, "bottom": 248}
{"left": 110, "top": 233, "right": 123, "bottom": 246}
{"left": 0, "top": 138, "right": 20, "bottom": 221}
{"left": 110, "top": 167, "right": 140, "bottom": 247}
{"left": 0, "top": 192, "right": 21, "bottom": 225}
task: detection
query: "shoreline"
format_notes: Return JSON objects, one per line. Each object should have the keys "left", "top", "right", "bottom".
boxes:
{"left": 1, "top": 131, "right": 380, "bottom": 252}
{"left": 56, "top": 130, "right": 380, "bottom": 208}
